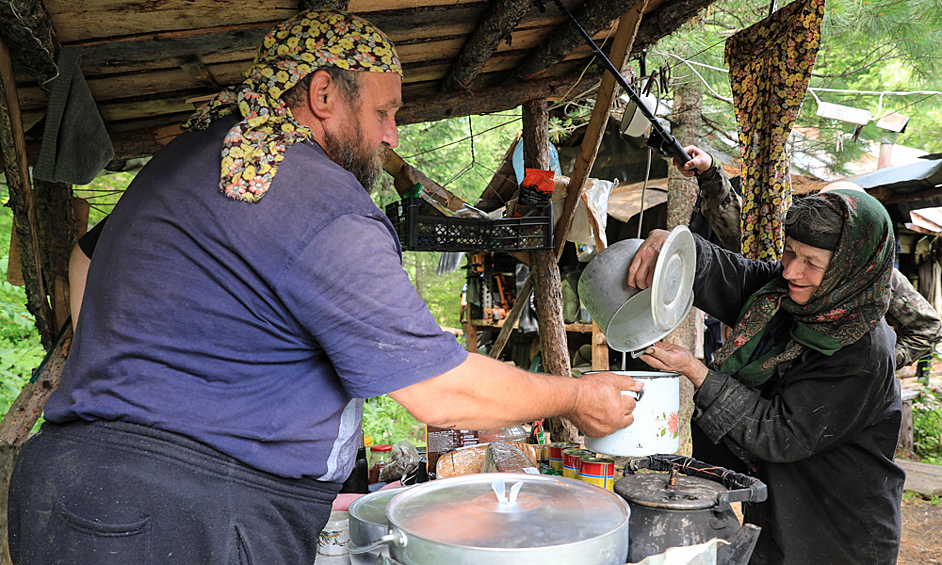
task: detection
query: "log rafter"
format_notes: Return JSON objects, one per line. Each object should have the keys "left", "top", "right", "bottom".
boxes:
{"left": 441, "top": 0, "right": 533, "bottom": 92}
{"left": 0, "top": 0, "right": 59, "bottom": 92}
{"left": 505, "top": 0, "right": 640, "bottom": 84}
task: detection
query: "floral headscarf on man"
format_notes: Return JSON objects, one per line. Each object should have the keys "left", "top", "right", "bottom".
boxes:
{"left": 710, "top": 189, "right": 895, "bottom": 387}
{"left": 184, "top": 10, "right": 402, "bottom": 202}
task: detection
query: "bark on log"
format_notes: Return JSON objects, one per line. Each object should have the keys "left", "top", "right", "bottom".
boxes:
{"left": 0, "top": 324, "right": 72, "bottom": 446}
{"left": 506, "top": 0, "right": 639, "bottom": 84}
{"left": 34, "top": 179, "right": 76, "bottom": 333}
{"left": 400, "top": 73, "right": 602, "bottom": 126}
{"left": 0, "top": 442, "right": 18, "bottom": 565}
{"left": 0, "top": 0, "right": 59, "bottom": 91}
{"left": 299, "top": 0, "right": 350, "bottom": 10}
{"left": 523, "top": 99, "right": 579, "bottom": 443}
{"left": 0, "top": 35, "right": 53, "bottom": 347}
{"left": 442, "top": 0, "right": 533, "bottom": 92}
{"left": 665, "top": 71, "right": 702, "bottom": 456}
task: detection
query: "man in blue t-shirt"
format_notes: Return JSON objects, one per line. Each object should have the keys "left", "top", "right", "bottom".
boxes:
{"left": 9, "top": 10, "right": 643, "bottom": 565}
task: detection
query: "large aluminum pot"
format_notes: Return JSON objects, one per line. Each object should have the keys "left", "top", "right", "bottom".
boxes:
{"left": 347, "top": 486, "right": 408, "bottom": 565}
{"left": 578, "top": 225, "right": 695, "bottom": 353}
{"left": 585, "top": 371, "right": 680, "bottom": 457}
{"left": 367, "top": 473, "right": 631, "bottom": 565}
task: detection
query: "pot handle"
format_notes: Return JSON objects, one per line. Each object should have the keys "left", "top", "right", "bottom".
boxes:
{"left": 347, "top": 531, "right": 402, "bottom": 555}
{"left": 629, "top": 454, "right": 767, "bottom": 504}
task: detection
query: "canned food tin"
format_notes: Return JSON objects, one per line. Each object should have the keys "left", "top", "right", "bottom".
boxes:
{"left": 562, "top": 448, "right": 594, "bottom": 479}
{"left": 580, "top": 457, "right": 616, "bottom": 490}
{"left": 548, "top": 441, "right": 579, "bottom": 472}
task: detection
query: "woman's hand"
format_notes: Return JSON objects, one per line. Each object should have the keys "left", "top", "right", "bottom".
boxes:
{"left": 627, "top": 229, "right": 669, "bottom": 290}
{"left": 673, "top": 146, "right": 713, "bottom": 177}
{"left": 639, "top": 341, "right": 709, "bottom": 388}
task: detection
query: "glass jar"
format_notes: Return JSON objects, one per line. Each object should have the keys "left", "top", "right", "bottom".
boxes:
{"left": 368, "top": 444, "right": 392, "bottom": 484}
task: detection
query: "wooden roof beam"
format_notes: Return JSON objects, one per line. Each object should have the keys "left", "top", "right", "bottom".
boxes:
{"left": 441, "top": 0, "right": 533, "bottom": 92}
{"left": 180, "top": 58, "right": 222, "bottom": 91}
{"left": 300, "top": 0, "right": 351, "bottom": 10}
{"left": 400, "top": 72, "right": 602, "bottom": 125}
{"left": 0, "top": 0, "right": 59, "bottom": 92}
{"left": 505, "top": 0, "right": 715, "bottom": 84}
{"left": 505, "top": 0, "right": 639, "bottom": 84}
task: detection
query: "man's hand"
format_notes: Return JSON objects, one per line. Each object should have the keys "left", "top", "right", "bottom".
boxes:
{"left": 565, "top": 371, "right": 644, "bottom": 438}
{"left": 626, "top": 229, "right": 670, "bottom": 290}
{"left": 639, "top": 342, "right": 709, "bottom": 388}
{"left": 673, "top": 146, "right": 713, "bottom": 178}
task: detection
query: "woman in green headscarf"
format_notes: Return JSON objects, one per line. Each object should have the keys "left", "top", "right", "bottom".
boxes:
{"left": 628, "top": 189, "right": 904, "bottom": 565}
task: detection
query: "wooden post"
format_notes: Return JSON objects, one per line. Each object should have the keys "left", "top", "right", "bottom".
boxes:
{"left": 553, "top": 2, "right": 647, "bottom": 261}
{"left": 0, "top": 34, "right": 53, "bottom": 347}
{"left": 591, "top": 321, "right": 608, "bottom": 371}
{"left": 666, "top": 67, "right": 703, "bottom": 456}
{"left": 34, "top": 179, "right": 77, "bottom": 333}
{"left": 523, "top": 99, "right": 580, "bottom": 443}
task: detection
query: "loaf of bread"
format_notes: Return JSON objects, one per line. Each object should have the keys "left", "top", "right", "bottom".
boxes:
{"left": 482, "top": 441, "right": 539, "bottom": 474}
{"left": 435, "top": 444, "right": 487, "bottom": 478}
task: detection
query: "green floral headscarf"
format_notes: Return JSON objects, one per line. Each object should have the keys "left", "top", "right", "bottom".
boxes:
{"left": 184, "top": 10, "right": 402, "bottom": 202}
{"left": 710, "top": 190, "right": 895, "bottom": 386}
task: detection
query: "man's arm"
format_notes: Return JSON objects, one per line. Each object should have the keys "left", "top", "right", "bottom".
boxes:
{"left": 389, "top": 353, "right": 643, "bottom": 438}
{"left": 887, "top": 268, "right": 942, "bottom": 367}
{"left": 69, "top": 243, "right": 91, "bottom": 331}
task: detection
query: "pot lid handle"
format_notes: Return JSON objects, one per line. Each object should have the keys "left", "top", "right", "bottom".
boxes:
{"left": 491, "top": 478, "right": 524, "bottom": 511}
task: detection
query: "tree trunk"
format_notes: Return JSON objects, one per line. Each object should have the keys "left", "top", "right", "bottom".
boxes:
{"left": 666, "top": 73, "right": 702, "bottom": 457}
{"left": 34, "top": 179, "right": 76, "bottom": 334}
{"left": 522, "top": 99, "right": 579, "bottom": 443}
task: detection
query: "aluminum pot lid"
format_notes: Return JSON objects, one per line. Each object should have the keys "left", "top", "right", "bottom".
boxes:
{"left": 614, "top": 473, "right": 726, "bottom": 510}
{"left": 651, "top": 225, "right": 696, "bottom": 333}
{"left": 385, "top": 473, "right": 630, "bottom": 549}
{"left": 349, "top": 486, "right": 408, "bottom": 527}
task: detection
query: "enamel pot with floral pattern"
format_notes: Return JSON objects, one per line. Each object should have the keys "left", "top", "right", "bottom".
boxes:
{"left": 584, "top": 371, "right": 680, "bottom": 457}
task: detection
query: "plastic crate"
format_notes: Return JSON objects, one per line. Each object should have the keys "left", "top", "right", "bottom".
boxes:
{"left": 385, "top": 197, "right": 553, "bottom": 252}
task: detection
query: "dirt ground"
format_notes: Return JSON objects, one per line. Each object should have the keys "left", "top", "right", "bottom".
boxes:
{"left": 899, "top": 496, "right": 942, "bottom": 565}
{"left": 897, "top": 365, "right": 942, "bottom": 564}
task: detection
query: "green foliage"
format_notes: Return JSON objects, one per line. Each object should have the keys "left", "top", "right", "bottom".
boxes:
{"left": 0, "top": 187, "right": 45, "bottom": 416}
{"left": 652, "top": 0, "right": 942, "bottom": 176}
{"left": 363, "top": 395, "right": 425, "bottom": 448}
{"left": 913, "top": 384, "right": 942, "bottom": 465}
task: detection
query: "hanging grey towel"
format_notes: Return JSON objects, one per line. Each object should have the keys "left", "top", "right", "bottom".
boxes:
{"left": 34, "top": 49, "right": 114, "bottom": 185}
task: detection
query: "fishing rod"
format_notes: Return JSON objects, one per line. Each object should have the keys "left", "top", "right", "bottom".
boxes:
{"left": 551, "top": 0, "right": 692, "bottom": 166}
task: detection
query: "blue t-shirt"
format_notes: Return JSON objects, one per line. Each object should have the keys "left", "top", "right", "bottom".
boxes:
{"left": 45, "top": 116, "right": 467, "bottom": 480}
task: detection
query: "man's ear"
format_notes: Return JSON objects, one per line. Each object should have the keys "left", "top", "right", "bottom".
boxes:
{"left": 307, "top": 70, "right": 335, "bottom": 119}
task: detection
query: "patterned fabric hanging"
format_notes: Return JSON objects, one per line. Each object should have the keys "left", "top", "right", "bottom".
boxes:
{"left": 725, "top": 0, "right": 826, "bottom": 260}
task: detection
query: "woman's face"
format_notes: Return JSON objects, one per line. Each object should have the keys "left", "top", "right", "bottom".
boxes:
{"left": 781, "top": 237, "right": 833, "bottom": 305}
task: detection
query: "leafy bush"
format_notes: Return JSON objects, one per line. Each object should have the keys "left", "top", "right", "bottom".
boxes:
{"left": 0, "top": 240, "right": 44, "bottom": 416}
{"left": 363, "top": 395, "right": 425, "bottom": 448}
{"left": 913, "top": 385, "right": 942, "bottom": 465}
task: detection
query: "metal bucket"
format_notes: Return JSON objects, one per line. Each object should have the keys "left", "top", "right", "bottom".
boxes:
{"left": 578, "top": 226, "right": 695, "bottom": 353}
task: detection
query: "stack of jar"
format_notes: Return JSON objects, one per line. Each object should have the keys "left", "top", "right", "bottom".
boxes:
{"left": 546, "top": 441, "right": 616, "bottom": 491}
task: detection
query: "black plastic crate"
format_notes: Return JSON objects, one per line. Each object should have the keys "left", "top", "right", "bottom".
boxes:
{"left": 385, "top": 197, "right": 553, "bottom": 252}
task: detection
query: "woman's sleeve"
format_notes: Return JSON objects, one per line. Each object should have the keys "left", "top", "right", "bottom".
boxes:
{"left": 692, "top": 329, "right": 896, "bottom": 463}
{"left": 691, "top": 234, "right": 781, "bottom": 326}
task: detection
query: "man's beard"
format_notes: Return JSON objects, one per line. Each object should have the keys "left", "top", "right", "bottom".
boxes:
{"left": 321, "top": 122, "right": 383, "bottom": 194}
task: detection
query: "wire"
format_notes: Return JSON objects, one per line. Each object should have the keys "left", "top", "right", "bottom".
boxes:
{"left": 653, "top": 52, "right": 733, "bottom": 104}
{"left": 653, "top": 51, "right": 942, "bottom": 114}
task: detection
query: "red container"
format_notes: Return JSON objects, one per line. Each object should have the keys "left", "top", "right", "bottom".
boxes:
{"left": 580, "top": 457, "right": 616, "bottom": 491}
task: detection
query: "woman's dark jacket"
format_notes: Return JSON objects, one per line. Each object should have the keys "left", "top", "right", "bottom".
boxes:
{"left": 690, "top": 235, "right": 904, "bottom": 565}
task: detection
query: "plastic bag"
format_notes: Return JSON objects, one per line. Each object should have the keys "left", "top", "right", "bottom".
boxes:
{"left": 568, "top": 177, "right": 614, "bottom": 248}
{"left": 551, "top": 177, "right": 615, "bottom": 249}
{"left": 379, "top": 440, "right": 421, "bottom": 483}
